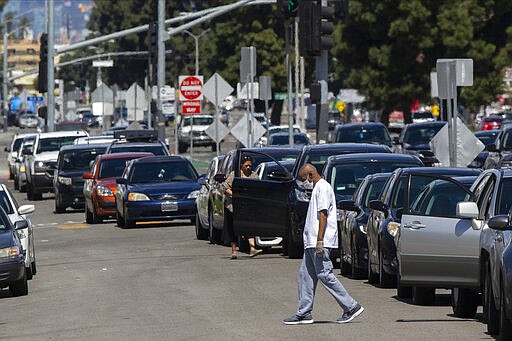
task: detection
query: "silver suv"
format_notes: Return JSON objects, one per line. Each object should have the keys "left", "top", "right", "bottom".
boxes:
{"left": 177, "top": 115, "right": 216, "bottom": 153}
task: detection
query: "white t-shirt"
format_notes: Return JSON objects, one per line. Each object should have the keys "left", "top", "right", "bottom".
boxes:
{"left": 303, "top": 178, "right": 338, "bottom": 249}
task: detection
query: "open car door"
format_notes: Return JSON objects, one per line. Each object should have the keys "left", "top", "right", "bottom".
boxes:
{"left": 397, "top": 173, "right": 479, "bottom": 287}
{"left": 232, "top": 152, "right": 293, "bottom": 238}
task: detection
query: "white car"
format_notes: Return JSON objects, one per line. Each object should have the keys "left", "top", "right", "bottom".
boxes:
{"left": 0, "top": 184, "right": 36, "bottom": 279}
{"left": 255, "top": 125, "right": 307, "bottom": 147}
{"left": 5, "top": 133, "right": 36, "bottom": 180}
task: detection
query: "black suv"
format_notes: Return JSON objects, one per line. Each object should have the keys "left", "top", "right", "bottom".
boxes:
{"left": 231, "top": 143, "right": 392, "bottom": 258}
{"left": 106, "top": 130, "right": 170, "bottom": 155}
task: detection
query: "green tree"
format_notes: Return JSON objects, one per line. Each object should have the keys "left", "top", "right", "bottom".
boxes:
{"left": 332, "top": 0, "right": 512, "bottom": 123}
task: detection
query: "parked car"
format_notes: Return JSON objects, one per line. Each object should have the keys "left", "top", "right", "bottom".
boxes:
{"left": 396, "top": 173, "right": 479, "bottom": 309}
{"left": 83, "top": 152, "right": 154, "bottom": 223}
{"left": 479, "top": 116, "right": 503, "bottom": 131}
{"left": 177, "top": 115, "right": 216, "bottom": 153}
{"left": 338, "top": 173, "right": 391, "bottom": 278}
{"left": 18, "top": 113, "right": 41, "bottom": 129}
{"left": 115, "top": 156, "right": 202, "bottom": 228}
{"left": 388, "top": 111, "right": 404, "bottom": 132}
{"left": 0, "top": 185, "right": 36, "bottom": 280}
{"left": 13, "top": 136, "right": 36, "bottom": 192}
{"left": 468, "top": 130, "right": 499, "bottom": 168}
{"left": 5, "top": 133, "right": 36, "bottom": 180}
{"left": 25, "top": 130, "right": 89, "bottom": 201}
{"left": 484, "top": 125, "right": 512, "bottom": 169}
{"left": 195, "top": 155, "right": 225, "bottom": 240}
{"left": 106, "top": 130, "right": 170, "bottom": 156}
{"left": 393, "top": 121, "right": 446, "bottom": 166}
{"left": 52, "top": 144, "right": 108, "bottom": 213}
{"left": 366, "top": 167, "right": 481, "bottom": 289}
{"left": 411, "top": 111, "right": 435, "bottom": 123}
{"left": 0, "top": 206, "right": 29, "bottom": 296}
{"left": 334, "top": 122, "right": 393, "bottom": 148}
{"left": 267, "top": 132, "right": 310, "bottom": 147}
{"left": 228, "top": 143, "right": 391, "bottom": 259}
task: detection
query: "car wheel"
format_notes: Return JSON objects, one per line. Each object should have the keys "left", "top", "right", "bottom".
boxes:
{"left": 211, "top": 144, "right": 217, "bottom": 152}
{"left": 31, "top": 260, "right": 37, "bottom": 276}
{"left": 19, "top": 183, "right": 26, "bottom": 193}
{"left": 396, "top": 274, "right": 412, "bottom": 299}
{"left": 55, "top": 196, "right": 66, "bottom": 213}
{"left": 412, "top": 287, "right": 435, "bottom": 305}
{"left": 85, "top": 205, "right": 94, "bottom": 223}
{"left": 367, "top": 257, "right": 378, "bottom": 284}
{"left": 208, "top": 208, "right": 221, "bottom": 244}
{"left": 91, "top": 204, "right": 103, "bottom": 224}
{"left": 14, "top": 178, "right": 19, "bottom": 190}
{"left": 351, "top": 238, "right": 365, "bottom": 279}
{"left": 116, "top": 209, "right": 125, "bottom": 228}
{"left": 178, "top": 143, "right": 187, "bottom": 154}
{"left": 485, "top": 266, "right": 499, "bottom": 335}
{"left": 33, "top": 189, "right": 42, "bottom": 201}
{"left": 287, "top": 227, "right": 303, "bottom": 259}
{"left": 9, "top": 269, "right": 28, "bottom": 296}
{"left": 238, "top": 236, "right": 250, "bottom": 253}
{"left": 379, "top": 249, "right": 396, "bottom": 288}
{"left": 26, "top": 182, "right": 33, "bottom": 200}
{"left": 340, "top": 244, "right": 352, "bottom": 276}
{"left": 500, "top": 281, "right": 512, "bottom": 340}
{"left": 451, "top": 287, "right": 478, "bottom": 318}
{"left": 195, "top": 212, "right": 208, "bottom": 240}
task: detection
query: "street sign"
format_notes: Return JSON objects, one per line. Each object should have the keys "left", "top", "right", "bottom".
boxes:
{"left": 179, "top": 75, "right": 203, "bottom": 100}
{"left": 205, "top": 117, "right": 230, "bottom": 143}
{"left": 91, "top": 83, "right": 114, "bottom": 117}
{"left": 126, "top": 82, "right": 146, "bottom": 121}
{"left": 237, "top": 82, "right": 259, "bottom": 100}
{"left": 240, "top": 46, "right": 256, "bottom": 84}
{"left": 437, "top": 59, "right": 473, "bottom": 86}
{"left": 259, "top": 76, "right": 272, "bottom": 101}
{"left": 92, "top": 60, "right": 114, "bottom": 67}
{"left": 430, "top": 72, "right": 438, "bottom": 98}
{"left": 162, "top": 101, "right": 176, "bottom": 117}
{"left": 230, "top": 113, "right": 266, "bottom": 147}
{"left": 203, "top": 73, "right": 234, "bottom": 107}
{"left": 436, "top": 60, "right": 457, "bottom": 100}
{"left": 27, "top": 96, "right": 44, "bottom": 103}
{"left": 430, "top": 117, "right": 485, "bottom": 167}
{"left": 181, "top": 100, "right": 201, "bottom": 115}
{"left": 335, "top": 100, "right": 346, "bottom": 112}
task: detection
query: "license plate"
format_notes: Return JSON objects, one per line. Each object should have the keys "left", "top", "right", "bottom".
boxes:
{"left": 161, "top": 201, "right": 178, "bottom": 212}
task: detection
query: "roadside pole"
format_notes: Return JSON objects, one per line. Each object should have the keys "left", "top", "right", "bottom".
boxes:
{"left": 47, "top": 0, "right": 55, "bottom": 132}
{"left": 285, "top": 22, "right": 294, "bottom": 147}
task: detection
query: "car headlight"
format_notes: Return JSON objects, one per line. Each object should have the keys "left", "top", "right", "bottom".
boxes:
{"left": 19, "top": 165, "right": 25, "bottom": 172}
{"left": 387, "top": 222, "right": 400, "bottom": 238}
{"left": 295, "top": 188, "right": 310, "bottom": 202}
{"left": 96, "top": 185, "right": 114, "bottom": 197}
{"left": 187, "top": 190, "right": 200, "bottom": 199}
{"left": 128, "top": 192, "right": 150, "bottom": 201}
{"left": 0, "top": 246, "right": 20, "bottom": 258}
{"left": 58, "top": 176, "right": 72, "bottom": 185}
{"left": 359, "top": 224, "right": 368, "bottom": 234}
{"left": 34, "top": 161, "right": 47, "bottom": 173}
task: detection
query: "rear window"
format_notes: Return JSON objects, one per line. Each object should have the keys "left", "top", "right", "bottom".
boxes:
{"left": 59, "top": 148, "right": 106, "bottom": 171}
{"left": 403, "top": 125, "right": 444, "bottom": 145}
{"left": 269, "top": 135, "right": 309, "bottom": 146}
{"left": 336, "top": 126, "right": 391, "bottom": 144}
{"left": 110, "top": 145, "right": 167, "bottom": 156}
{"left": 129, "top": 161, "right": 197, "bottom": 183}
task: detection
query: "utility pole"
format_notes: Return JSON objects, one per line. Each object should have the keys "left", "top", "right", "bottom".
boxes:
{"left": 157, "top": 0, "right": 166, "bottom": 142}
{"left": 47, "top": 0, "right": 55, "bottom": 132}
{"left": 2, "top": 33, "right": 7, "bottom": 132}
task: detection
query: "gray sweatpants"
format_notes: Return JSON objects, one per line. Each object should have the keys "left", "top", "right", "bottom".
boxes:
{"left": 297, "top": 247, "right": 357, "bottom": 318}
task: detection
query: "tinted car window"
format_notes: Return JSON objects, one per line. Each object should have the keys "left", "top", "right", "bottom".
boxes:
{"left": 59, "top": 149, "right": 105, "bottom": 171}
{"left": 336, "top": 126, "right": 391, "bottom": 144}
{"left": 501, "top": 131, "right": 512, "bottom": 150}
{"left": 129, "top": 161, "right": 198, "bottom": 183}
{"left": 182, "top": 117, "right": 213, "bottom": 126}
{"left": 110, "top": 145, "right": 167, "bottom": 155}
{"left": 0, "top": 192, "right": 14, "bottom": 214}
{"left": 474, "top": 131, "right": 498, "bottom": 146}
{"left": 363, "top": 180, "right": 386, "bottom": 208}
{"left": 269, "top": 134, "right": 309, "bottom": 146}
{"left": 37, "top": 136, "right": 81, "bottom": 153}
{"left": 13, "top": 137, "right": 24, "bottom": 151}
{"left": 403, "top": 125, "right": 444, "bottom": 145}
{"left": 497, "top": 178, "right": 512, "bottom": 215}
{"left": 250, "top": 152, "right": 298, "bottom": 169}
{"left": 409, "top": 179, "right": 470, "bottom": 218}
{"left": 99, "top": 158, "right": 139, "bottom": 179}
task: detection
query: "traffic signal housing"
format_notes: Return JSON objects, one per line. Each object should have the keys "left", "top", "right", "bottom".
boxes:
{"left": 147, "top": 21, "right": 158, "bottom": 85}
{"left": 278, "top": 0, "right": 299, "bottom": 18}
{"left": 38, "top": 33, "right": 48, "bottom": 93}
{"left": 299, "top": 1, "right": 334, "bottom": 56}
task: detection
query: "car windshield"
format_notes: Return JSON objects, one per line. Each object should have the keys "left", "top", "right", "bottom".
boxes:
{"left": 99, "top": 158, "right": 141, "bottom": 179}
{"left": 110, "top": 145, "right": 167, "bottom": 155}
{"left": 403, "top": 125, "right": 444, "bottom": 145}
{"left": 363, "top": 180, "right": 386, "bottom": 208}
{"left": 60, "top": 148, "right": 105, "bottom": 171}
{"left": 129, "top": 161, "right": 198, "bottom": 183}
{"left": 0, "top": 192, "right": 15, "bottom": 214}
{"left": 329, "top": 162, "right": 420, "bottom": 197}
{"left": 182, "top": 117, "right": 213, "bottom": 126}
{"left": 335, "top": 126, "right": 391, "bottom": 144}
{"left": 413, "top": 112, "right": 433, "bottom": 119}
{"left": 269, "top": 135, "right": 309, "bottom": 146}
{"left": 497, "top": 178, "right": 512, "bottom": 215}
{"left": 37, "top": 136, "right": 83, "bottom": 153}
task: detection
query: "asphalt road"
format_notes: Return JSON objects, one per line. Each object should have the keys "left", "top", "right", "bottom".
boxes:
{"left": 0, "top": 129, "right": 492, "bottom": 340}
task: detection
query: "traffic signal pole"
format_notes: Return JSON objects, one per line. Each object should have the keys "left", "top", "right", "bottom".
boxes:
{"left": 2, "top": 32, "right": 7, "bottom": 132}
{"left": 47, "top": 0, "right": 55, "bottom": 132}
{"left": 157, "top": 0, "right": 166, "bottom": 142}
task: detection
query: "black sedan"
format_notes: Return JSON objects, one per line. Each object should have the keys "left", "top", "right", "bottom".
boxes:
{"left": 393, "top": 121, "right": 446, "bottom": 166}
{"left": 468, "top": 130, "right": 499, "bottom": 168}
{"left": 0, "top": 207, "right": 28, "bottom": 296}
{"left": 334, "top": 122, "right": 393, "bottom": 148}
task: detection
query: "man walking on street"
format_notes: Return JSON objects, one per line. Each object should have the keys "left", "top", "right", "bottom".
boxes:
{"left": 283, "top": 163, "right": 364, "bottom": 325}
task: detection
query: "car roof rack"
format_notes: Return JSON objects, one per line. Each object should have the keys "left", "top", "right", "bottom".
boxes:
{"left": 113, "top": 130, "right": 158, "bottom": 142}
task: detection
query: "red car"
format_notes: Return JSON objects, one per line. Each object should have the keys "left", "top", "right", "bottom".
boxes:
{"left": 83, "top": 152, "right": 153, "bottom": 223}
{"left": 479, "top": 116, "right": 503, "bottom": 130}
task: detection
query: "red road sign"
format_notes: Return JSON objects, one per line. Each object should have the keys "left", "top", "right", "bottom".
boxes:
{"left": 179, "top": 75, "right": 203, "bottom": 100}
{"left": 181, "top": 100, "right": 201, "bottom": 115}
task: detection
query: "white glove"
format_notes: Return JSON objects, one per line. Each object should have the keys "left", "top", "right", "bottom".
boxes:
{"left": 315, "top": 240, "right": 324, "bottom": 256}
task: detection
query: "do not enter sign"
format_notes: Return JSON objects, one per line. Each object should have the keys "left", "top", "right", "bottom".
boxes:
{"left": 179, "top": 75, "right": 203, "bottom": 100}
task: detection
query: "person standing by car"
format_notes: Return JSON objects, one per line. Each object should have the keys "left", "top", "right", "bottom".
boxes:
{"left": 283, "top": 163, "right": 364, "bottom": 325}
{"left": 224, "top": 155, "right": 263, "bottom": 259}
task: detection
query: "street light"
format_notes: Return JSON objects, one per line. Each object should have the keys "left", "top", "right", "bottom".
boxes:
{"left": 181, "top": 28, "right": 211, "bottom": 75}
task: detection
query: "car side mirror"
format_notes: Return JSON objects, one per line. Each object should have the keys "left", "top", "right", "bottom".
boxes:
{"left": 18, "top": 205, "right": 35, "bottom": 215}
{"left": 369, "top": 200, "right": 387, "bottom": 213}
{"left": 456, "top": 201, "right": 479, "bottom": 219}
{"left": 213, "top": 173, "right": 226, "bottom": 182}
{"left": 488, "top": 215, "right": 511, "bottom": 231}
{"left": 116, "top": 178, "right": 127, "bottom": 185}
{"left": 486, "top": 143, "right": 497, "bottom": 152}
{"left": 198, "top": 177, "right": 208, "bottom": 186}
{"left": 14, "top": 220, "right": 29, "bottom": 230}
{"left": 338, "top": 200, "right": 360, "bottom": 213}
{"left": 83, "top": 172, "right": 93, "bottom": 179}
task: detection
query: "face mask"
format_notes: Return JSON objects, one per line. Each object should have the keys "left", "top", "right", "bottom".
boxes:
{"left": 303, "top": 180, "right": 314, "bottom": 190}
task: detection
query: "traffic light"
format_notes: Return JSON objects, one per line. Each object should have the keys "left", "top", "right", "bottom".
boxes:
{"left": 38, "top": 33, "right": 48, "bottom": 93}
{"left": 147, "top": 21, "right": 158, "bottom": 85}
{"left": 332, "top": 0, "right": 349, "bottom": 20}
{"left": 310, "top": 2, "right": 334, "bottom": 55}
{"left": 278, "top": 0, "right": 299, "bottom": 18}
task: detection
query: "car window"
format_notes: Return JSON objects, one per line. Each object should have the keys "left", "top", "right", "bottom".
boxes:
{"left": 0, "top": 192, "right": 15, "bottom": 214}
{"left": 501, "top": 131, "right": 512, "bottom": 150}
{"left": 59, "top": 149, "right": 105, "bottom": 171}
{"left": 335, "top": 126, "right": 391, "bottom": 144}
{"left": 182, "top": 117, "right": 213, "bottom": 126}
{"left": 496, "top": 178, "right": 512, "bottom": 215}
{"left": 110, "top": 145, "right": 167, "bottom": 155}
{"left": 363, "top": 180, "right": 386, "bottom": 208}
{"left": 408, "top": 177, "right": 471, "bottom": 218}
{"left": 99, "top": 158, "right": 139, "bottom": 179}
{"left": 37, "top": 136, "right": 82, "bottom": 153}
{"left": 129, "top": 162, "right": 198, "bottom": 183}
{"left": 478, "top": 176, "right": 496, "bottom": 220}
{"left": 13, "top": 137, "right": 24, "bottom": 151}
{"left": 402, "top": 125, "right": 444, "bottom": 145}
